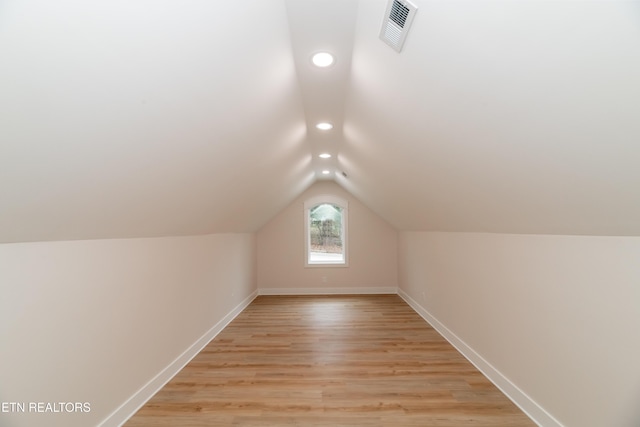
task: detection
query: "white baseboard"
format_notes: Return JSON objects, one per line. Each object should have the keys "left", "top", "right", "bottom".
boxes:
{"left": 397, "top": 288, "right": 564, "bottom": 427}
{"left": 98, "top": 290, "right": 258, "bottom": 427}
{"left": 99, "top": 287, "right": 560, "bottom": 427}
{"left": 258, "top": 286, "right": 398, "bottom": 295}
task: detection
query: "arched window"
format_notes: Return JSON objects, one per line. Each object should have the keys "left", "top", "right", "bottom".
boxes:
{"left": 304, "top": 195, "right": 348, "bottom": 267}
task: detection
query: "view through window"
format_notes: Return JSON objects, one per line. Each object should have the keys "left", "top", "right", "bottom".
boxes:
{"left": 309, "top": 203, "right": 343, "bottom": 263}
{"left": 305, "top": 196, "right": 348, "bottom": 266}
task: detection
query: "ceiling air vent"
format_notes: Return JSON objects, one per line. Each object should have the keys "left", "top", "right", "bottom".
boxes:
{"left": 379, "top": 0, "right": 418, "bottom": 52}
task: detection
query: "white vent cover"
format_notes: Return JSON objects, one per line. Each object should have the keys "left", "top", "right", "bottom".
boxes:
{"left": 379, "top": 0, "right": 418, "bottom": 52}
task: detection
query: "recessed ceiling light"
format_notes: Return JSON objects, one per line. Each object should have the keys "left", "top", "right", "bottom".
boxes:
{"left": 316, "top": 122, "right": 333, "bottom": 130}
{"left": 322, "top": 170, "right": 331, "bottom": 175}
{"left": 319, "top": 153, "right": 331, "bottom": 159}
{"left": 311, "top": 52, "right": 335, "bottom": 67}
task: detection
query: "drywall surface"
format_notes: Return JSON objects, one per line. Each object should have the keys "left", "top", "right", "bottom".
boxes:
{"left": 257, "top": 181, "right": 397, "bottom": 293}
{"left": 398, "top": 232, "right": 640, "bottom": 427}
{"left": 0, "top": 233, "right": 256, "bottom": 427}
{"left": 0, "top": 0, "right": 312, "bottom": 243}
{"left": 340, "top": 0, "right": 640, "bottom": 236}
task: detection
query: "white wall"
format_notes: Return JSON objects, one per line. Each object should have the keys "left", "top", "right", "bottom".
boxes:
{"left": 257, "top": 181, "right": 397, "bottom": 293}
{"left": 0, "top": 233, "right": 256, "bottom": 427}
{"left": 398, "top": 232, "right": 640, "bottom": 427}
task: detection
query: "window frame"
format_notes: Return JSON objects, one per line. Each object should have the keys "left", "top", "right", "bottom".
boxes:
{"left": 304, "top": 195, "right": 349, "bottom": 268}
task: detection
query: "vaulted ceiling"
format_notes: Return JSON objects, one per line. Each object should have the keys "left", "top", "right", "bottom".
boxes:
{"left": 1, "top": 0, "right": 639, "bottom": 243}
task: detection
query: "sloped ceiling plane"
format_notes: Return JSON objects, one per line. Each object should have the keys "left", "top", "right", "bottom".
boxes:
{"left": 1, "top": 0, "right": 639, "bottom": 243}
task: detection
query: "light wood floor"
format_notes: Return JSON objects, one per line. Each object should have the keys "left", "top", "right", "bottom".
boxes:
{"left": 125, "top": 295, "right": 536, "bottom": 426}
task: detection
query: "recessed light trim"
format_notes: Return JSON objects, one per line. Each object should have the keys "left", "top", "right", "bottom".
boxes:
{"left": 319, "top": 153, "right": 332, "bottom": 159}
{"left": 321, "top": 170, "right": 331, "bottom": 175}
{"left": 316, "top": 122, "right": 333, "bottom": 130}
{"left": 311, "top": 52, "right": 335, "bottom": 67}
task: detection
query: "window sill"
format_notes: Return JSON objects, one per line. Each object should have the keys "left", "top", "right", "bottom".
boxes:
{"left": 305, "top": 262, "right": 349, "bottom": 268}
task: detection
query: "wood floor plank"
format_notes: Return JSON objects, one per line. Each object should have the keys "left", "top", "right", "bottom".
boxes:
{"left": 125, "top": 295, "right": 536, "bottom": 426}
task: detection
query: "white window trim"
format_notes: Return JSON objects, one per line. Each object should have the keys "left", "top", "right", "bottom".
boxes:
{"left": 304, "top": 195, "right": 349, "bottom": 268}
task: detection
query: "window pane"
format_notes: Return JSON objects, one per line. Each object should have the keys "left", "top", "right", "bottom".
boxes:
{"left": 309, "top": 203, "right": 344, "bottom": 264}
